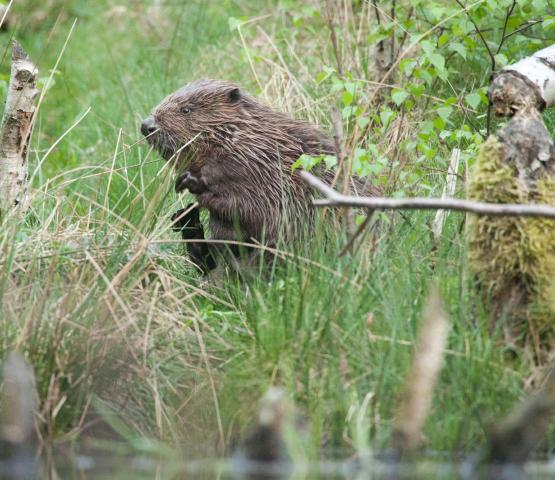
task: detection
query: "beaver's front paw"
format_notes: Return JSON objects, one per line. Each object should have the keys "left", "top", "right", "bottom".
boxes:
{"left": 175, "top": 170, "right": 208, "bottom": 194}
{"left": 170, "top": 204, "right": 216, "bottom": 273}
{"left": 171, "top": 204, "right": 201, "bottom": 237}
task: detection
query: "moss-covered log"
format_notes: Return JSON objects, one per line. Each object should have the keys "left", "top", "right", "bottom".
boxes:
{"left": 468, "top": 51, "right": 555, "bottom": 340}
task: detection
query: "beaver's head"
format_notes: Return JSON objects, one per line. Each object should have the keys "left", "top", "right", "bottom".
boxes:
{"left": 141, "top": 79, "right": 245, "bottom": 163}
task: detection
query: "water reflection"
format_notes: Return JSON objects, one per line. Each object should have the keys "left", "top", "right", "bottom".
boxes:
{"left": 2, "top": 450, "right": 555, "bottom": 480}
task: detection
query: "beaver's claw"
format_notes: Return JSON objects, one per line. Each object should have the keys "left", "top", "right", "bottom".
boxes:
{"left": 175, "top": 170, "right": 208, "bottom": 194}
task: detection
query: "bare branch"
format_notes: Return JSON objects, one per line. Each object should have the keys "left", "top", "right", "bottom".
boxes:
{"left": 300, "top": 171, "right": 555, "bottom": 219}
{"left": 496, "top": 0, "right": 517, "bottom": 54}
{"left": 454, "top": 0, "right": 499, "bottom": 136}
{"left": 455, "top": 0, "right": 496, "bottom": 69}
{"left": 339, "top": 211, "right": 374, "bottom": 257}
{"left": 504, "top": 19, "right": 543, "bottom": 41}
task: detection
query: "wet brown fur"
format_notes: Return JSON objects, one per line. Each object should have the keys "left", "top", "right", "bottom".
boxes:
{"left": 146, "top": 79, "right": 336, "bottom": 250}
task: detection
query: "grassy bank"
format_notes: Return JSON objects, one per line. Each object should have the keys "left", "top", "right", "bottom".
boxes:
{"left": 0, "top": 0, "right": 553, "bottom": 460}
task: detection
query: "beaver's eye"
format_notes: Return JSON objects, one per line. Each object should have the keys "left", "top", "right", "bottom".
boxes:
{"left": 181, "top": 106, "right": 192, "bottom": 114}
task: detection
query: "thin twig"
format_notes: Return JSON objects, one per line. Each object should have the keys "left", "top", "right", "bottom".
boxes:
{"left": 339, "top": 211, "right": 374, "bottom": 257}
{"left": 455, "top": 0, "right": 498, "bottom": 136}
{"left": 391, "top": 0, "right": 396, "bottom": 64}
{"left": 325, "top": 0, "right": 343, "bottom": 76}
{"left": 497, "top": 0, "right": 517, "bottom": 54}
{"left": 455, "top": 0, "right": 495, "bottom": 69}
{"left": 301, "top": 171, "right": 555, "bottom": 219}
{"left": 504, "top": 19, "right": 543, "bottom": 41}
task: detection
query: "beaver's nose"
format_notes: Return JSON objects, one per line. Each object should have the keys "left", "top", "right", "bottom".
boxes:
{"left": 141, "top": 116, "right": 157, "bottom": 137}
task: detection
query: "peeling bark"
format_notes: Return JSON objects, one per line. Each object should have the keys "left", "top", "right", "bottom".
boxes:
{"left": 0, "top": 40, "right": 39, "bottom": 211}
{"left": 490, "top": 44, "right": 555, "bottom": 116}
{"left": 497, "top": 106, "right": 555, "bottom": 188}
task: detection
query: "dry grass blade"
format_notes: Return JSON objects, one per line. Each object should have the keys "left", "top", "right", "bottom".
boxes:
{"left": 391, "top": 285, "right": 449, "bottom": 454}
{"left": 432, "top": 149, "right": 461, "bottom": 241}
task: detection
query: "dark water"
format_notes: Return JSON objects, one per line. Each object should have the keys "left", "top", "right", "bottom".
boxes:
{"left": 4, "top": 452, "right": 555, "bottom": 480}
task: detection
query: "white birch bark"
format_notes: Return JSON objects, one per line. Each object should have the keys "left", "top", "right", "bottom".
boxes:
{"left": 0, "top": 40, "right": 39, "bottom": 211}
{"left": 490, "top": 43, "right": 555, "bottom": 115}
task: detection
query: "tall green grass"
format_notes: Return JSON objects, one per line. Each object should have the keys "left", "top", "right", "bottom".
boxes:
{"left": 0, "top": 0, "right": 544, "bottom": 460}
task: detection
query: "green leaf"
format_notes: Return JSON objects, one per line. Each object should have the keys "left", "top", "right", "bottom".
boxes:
{"left": 433, "top": 116, "right": 446, "bottom": 131}
{"left": 379, "top": 109, "right": 396, "bottom": 129}
{"left": 465, "top": 92, "right": 481, "bottom": 110}
{"left": 315, "top": 71, "right": 329, "bottom": 83}
{"left": 415, "top": 68, "right": 433, "bottom": 86}
{"left": 342, "top": 90, "right": 354, "bottom": 106}
{"left": 291, "top": 154, "right": 321, "bottom": 172}
{"left": 355, "top": 214, "right": 367, "bottom": 225}
{"left": 391, "top": 89, "right": 409, "bottom": 106}
{"left": 437, "top": 106, "right": 452, "bottom": 121}
{"left": 408, "top": 84, "right": 425, "bottom": 97}
{"left": 228, "top": 16, "right": 242, "bottom": 31}
{"left": 399, "top": 58, "right": 417, "bottom": 76}
{"left": 439, "top": 130, "right": 452, "bottom": 140}
{"left": 353, "top": 148, "right": 370, "bottom": 168}
{"left": 428, "top": 53, "right": 445, "bottom": 73}
{"left": 438, "top": 33, "right": 450, "bottom": 47}
{"left": 494, "top": 53, "right": 508, "bottom": 67}
{"left": 421, "top": 40, "right": 435, "bottom": 56}
{"left": 324, "top": 155, "right": 338, "bottom": 169}
{"left": 357, "top": 116, "right": 370, "bottom": 129}
{"left": 543, "top": 16, "right": 555, "bottom": 30}
{"left": 344, "top": 82, "right": 357, "bottom": 95}
{"left": 449, "top": 42, "right": 467, "bottom": 59}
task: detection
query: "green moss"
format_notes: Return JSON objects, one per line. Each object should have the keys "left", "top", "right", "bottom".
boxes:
{"left": 467, "top": 136, "right": 555, "bottom": 335}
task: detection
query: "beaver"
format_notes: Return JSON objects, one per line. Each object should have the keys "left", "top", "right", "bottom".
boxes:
{"left": 141, "top": 79, "right": 344, "bottom": 272}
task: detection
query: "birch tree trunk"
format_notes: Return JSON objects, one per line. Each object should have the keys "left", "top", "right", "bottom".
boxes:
{"left": 0, "top": 40, "right": 39, "bottom": 211}
{"left": 489, "top": 43, "right": 555, "bottom": 116}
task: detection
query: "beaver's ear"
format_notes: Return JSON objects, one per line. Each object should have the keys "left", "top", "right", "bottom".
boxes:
{"left": 228, "top": 87, "right": 241, "bottom": 103}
